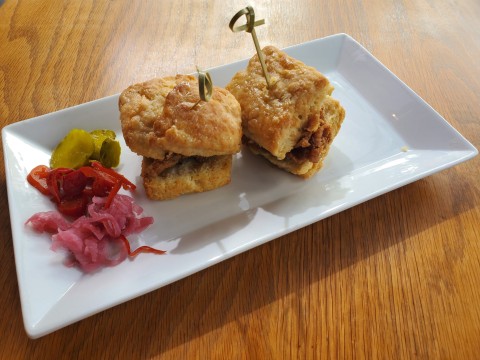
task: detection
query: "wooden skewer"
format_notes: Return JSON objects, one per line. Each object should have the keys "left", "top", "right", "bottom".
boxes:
{"left": 191, "top": 67, "right": 213, "bottom": 109}
{"left": 229, "top": 6, "right": 271, "bottom": 88}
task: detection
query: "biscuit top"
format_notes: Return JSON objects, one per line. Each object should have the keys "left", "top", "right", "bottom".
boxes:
{"left": 226, "top": 46, "right": 334, "bottom": 159}
{"left": 119, "top": 75, "right": 242, "bottom": 159}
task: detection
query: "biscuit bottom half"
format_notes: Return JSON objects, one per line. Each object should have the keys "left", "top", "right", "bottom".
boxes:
{"left": 141, "top": 155, "right": 232, "bottom": 200}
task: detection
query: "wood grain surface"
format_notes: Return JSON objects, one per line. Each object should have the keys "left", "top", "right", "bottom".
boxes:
{"left": 1, "top": 0, "right": 479, "bottom": 358}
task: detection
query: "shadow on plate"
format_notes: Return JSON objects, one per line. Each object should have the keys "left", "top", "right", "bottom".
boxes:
{"left": 162, "top": 145, "right": 352, "bottom": 255}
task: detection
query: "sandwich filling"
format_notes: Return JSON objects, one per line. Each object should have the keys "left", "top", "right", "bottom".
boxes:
{"left": 141, "top": 153, "right": 213, "bottom": 177}
{"left": 286, "top": 113, "right": 332, "bottom": 165}
{"left": 243, "top": 115, "right": 332, "bottom": 167}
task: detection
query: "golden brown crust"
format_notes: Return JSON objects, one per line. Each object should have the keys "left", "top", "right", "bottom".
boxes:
{"left": 141, "top": 155, "right": 232, "bottom": 200}
{"left": 119, "top": 75, "right": 242, "bottom": 159}
{"left": 226, "top": 45, "right": 334, "bottom": 160}
{"left": 245, "top": 96, "right": 345, "bottom": 178}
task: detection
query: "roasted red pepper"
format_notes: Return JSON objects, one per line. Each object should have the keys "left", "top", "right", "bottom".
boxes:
{"left": 120, "top": 235, "right": 166, "bottom": 257}
{"left": 27, "top": 163, "right": 137, "bottom": 216}
{"left": 62, "top": 170, "right": 88, "bottom": 197}
{"left": 47, "top": 168, "right": 72, "bottom": 203}
{"left": 57, "top": 196, "right": 89, "bottom": 218}
{"left": 91, "top": 161, "right": 136, "bottom": 190}
{"left": 26, "top": 165, "right": 50, "bottom": 195}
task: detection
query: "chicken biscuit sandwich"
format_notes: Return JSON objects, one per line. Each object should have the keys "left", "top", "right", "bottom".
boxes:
{"left": 119, "top": 74, "right": 242, "bottom": 200}
{"left": 226, "top": 46, "right": 345, "bottom": 178}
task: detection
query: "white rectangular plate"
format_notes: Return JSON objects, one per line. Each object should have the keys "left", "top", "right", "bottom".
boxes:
{"left": 2, "top": 34, "right": 477, "bottom": 338}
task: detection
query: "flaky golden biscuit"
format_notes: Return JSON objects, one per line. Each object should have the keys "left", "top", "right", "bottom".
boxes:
{"left": 141, "top": 155, "right": 232, "bottom": 200}
{"left": 120, "top": 75, "right": 242, "bottom": 160}
{"left": 226, "top": 46, "right": 345, "bottom": 178}
{"left": 226, "top": 45, "right": 335, "bottom": 160}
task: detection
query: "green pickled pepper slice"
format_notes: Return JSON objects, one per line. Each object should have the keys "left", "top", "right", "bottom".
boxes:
{"left": 90, "top": 129, "right": 116, "bottom": 139}
{"left": 50, "top": 129, "right": 95, "bottom": 169}
{"left": 89, "top": 129, "right": 120, "bottom": 168}
{"left": 90, "top": 129, "right": 116, "bottom": 161}
{"left": 99, "top": 138, "right": 121, "bottom": 168}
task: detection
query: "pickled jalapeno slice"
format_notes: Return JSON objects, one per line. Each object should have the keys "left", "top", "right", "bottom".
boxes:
{"left": 50, "top": 129, "right": 95, "bottom": 169}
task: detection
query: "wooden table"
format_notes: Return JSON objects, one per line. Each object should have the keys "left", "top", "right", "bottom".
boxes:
{"left": 1, "top": 0, "right": 479, "bottom": 358}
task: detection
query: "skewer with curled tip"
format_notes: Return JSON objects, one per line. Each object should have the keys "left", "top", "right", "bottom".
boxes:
{"left": 191, "top": 67, "right": 213, "bottom": 109}
{"left": 229, "top": 6, "right": 271, "bottom": 88}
